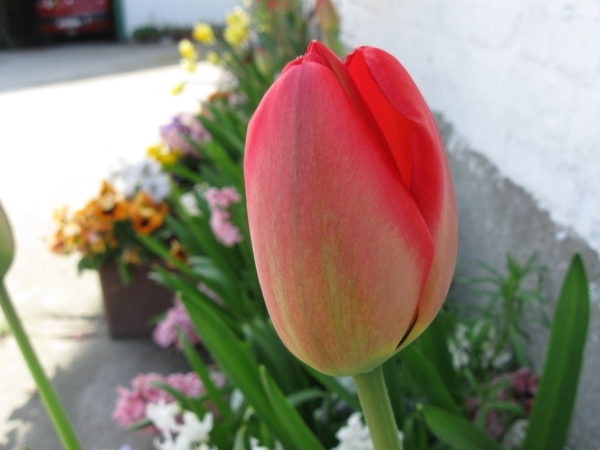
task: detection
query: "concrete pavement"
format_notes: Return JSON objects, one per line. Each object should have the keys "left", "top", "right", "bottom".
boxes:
{"left": 0, "top": 42, "right": 220, "bottom": 449}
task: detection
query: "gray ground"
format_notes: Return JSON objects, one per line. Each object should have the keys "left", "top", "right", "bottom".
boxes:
{"left": 0, "top": 41, "right": 220, "bottom": 450}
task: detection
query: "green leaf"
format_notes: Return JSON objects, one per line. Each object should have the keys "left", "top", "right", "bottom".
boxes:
{"left": 125, "top": 417, "right": 153, "bottom": 432}
{"left": 243, "top": 319, "right": 307, "bottom": 394}
{"left": 420, "top": 405, "right": 503, "bottom": 450}
{"left": 402, "top": 415, "right": 428, "bottom": 450}
{"left": 178, "top": 331, "right": 232, "bottom": 423}
{"left": 163, "top": 163, "right": 204, "bottom": 184}
{"left": 417, "top": 313, "right": 462, "bottom": 402}
{"left": 136, "top": 233, "right": 198, "bottom": 279}
{"left": 259, "top": 366, "right": 327, "bottom": 450}
{"left": 303, "top": 365, "right": 362, "bottom": 411}
{"left": 179, "top": 294, "right": 298, "bottom": 449}
{"left": 382, "top": 356, "right": 406, "bottom": 428}
{"left": 150, "top": 265, "right": 241, "bottom": 332}
{"left": 522, "top": 254, "right": 590, "bottom": 450}
{"left": 286, "top": 389, "right": 326, "bottom": 407}
{"left": 399, "top": 346, "right": 461, "bottom": 415}
{"left": 233, "top": 425, "right": 251, "bottom": 450}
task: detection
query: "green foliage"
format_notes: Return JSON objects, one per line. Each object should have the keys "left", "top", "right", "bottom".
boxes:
{"left": 132, "top": 3, "right": 592, "bottom": 449}
{"left": 521, "top": 254, "right": 589, "bottom": 450}
{"left": 420, "top": 405, "right": 503, "bottom": 450}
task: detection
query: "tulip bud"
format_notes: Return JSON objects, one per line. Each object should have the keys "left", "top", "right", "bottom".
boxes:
{"left": 245, "top": 42, "right": 457, "bottom": 376}
{"left": 0, "top": 202, "right": 15, "bottom": 278}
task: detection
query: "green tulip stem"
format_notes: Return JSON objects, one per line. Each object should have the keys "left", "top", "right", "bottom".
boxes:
{"left": 353, "top": 364, "right": 403, "bottom": 450}
{"left": 0, "top": 281, "right": 82, "bottom": 450}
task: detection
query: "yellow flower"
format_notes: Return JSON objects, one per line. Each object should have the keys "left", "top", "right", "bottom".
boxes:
{"left": 224, "top": 23, "right": 249, "bottom": 48}
{"left": 178, "top": 39, "right": 198, "bottom": 60}
{"left": 180, "top": 58, "right": 196, "bottom": 73}
{"left": 170, "top": 81, "right": 185, "bottom": 96}
{"left": 206, "top": 51, "right": 221, "bottom": 65}
{"left": 224, "top": 7, "right": 251, "bottom": 48}
{"left": 242, "top": 0, "right": 253, "bottom": 9}
{"left": 192, "top": 22, "right": 216, "bottom": 44}
{"left": 226, "top": 7, "right": 250, "bottom": 27}
{"left": 146, "top": 144, "right": 182, "bottom": 165}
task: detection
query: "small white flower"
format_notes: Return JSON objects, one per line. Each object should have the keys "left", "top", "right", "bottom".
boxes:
{"left": 180, "top": 192, "right": 201, "bottom": 217}
{"left": 229, "top": 388, "right": 244, "bottom": 411}
{"left": 146, "top": 401, "right": 215, "bottom": 450}
{"left": 146, "top": 400, "right": 180, "bottom": 439}
{"left": 140, "top": 172, "right": 171, "bottom": 203}
{"left": 250, "top": 437, "right": 269, "bottom": 450}
{"left": 176, "top": 411, "right": 214, "bottom": 445}
{"left": 492, "top": 350, "right": 512, "bottom": 369}
{"left": 332, "top": 412, "right": 403, "bottom": 450}
{"left": 110, "top": 159, "right": 171, "bottom": 202}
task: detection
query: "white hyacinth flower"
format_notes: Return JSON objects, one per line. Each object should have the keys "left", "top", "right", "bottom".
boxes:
{"left": 146, "top": 401, "right": 216, "bottom": 450}
{"left": 332, "top": 412, "right": 403, "bottom": 450}
{"left": 180, "top": 192, "right": 201, "bottom": 217}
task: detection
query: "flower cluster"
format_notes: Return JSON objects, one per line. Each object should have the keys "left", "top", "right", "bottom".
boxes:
{"left": 204, "top": 187, "right": 242, "bottom": 247}
{"left": 152, "top": 299, "right": 199, "bottom": 350}
{"left": 110, "top": 159, "right": 171, "bottom": 203}
{"left": 158, "top": 113, "right": 211, "bottom": 158}
{"left": 223, "top": 7, "right": 251, "bottom": 49}
{"left": 146, "top": 400, "right": 216, "bottom": 450}
{"left": 332, "top": 413, "right": 403, "bottom": 450}
{"left": 50, "top": 178, "right": 168, "bottom": 262}
{"left": 113, "top": 372, "right": 225, "bottom": 429}
{"left": 113, "top": 372, "right": 202, "bottom": 428}
{"left": 448, "top": 321, "right": 512, "bottom": 372}
{"left": 467, "top": 367, "right": 538, "bottom": 441}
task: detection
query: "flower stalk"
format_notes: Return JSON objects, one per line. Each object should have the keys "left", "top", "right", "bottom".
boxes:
{"left": 0, "top": 282, "right": 82, "bottom": 450}
{"left": 353, "top": 364, "right": 403, "bottom": 450}
{"left": 1, "top": 202, "right": 82, "bottom": 450}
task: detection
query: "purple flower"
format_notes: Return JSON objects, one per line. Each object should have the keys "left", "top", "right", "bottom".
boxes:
{"left": 152, "top": 299, "right": 200, "bottom": 350}
{"left": 159, "top": 113, "right": 210, "bottom": 156}
{"left": 112, "top": 371, "right": 209, "bottom": 429}
{"left": 204, "top": 187, "right": 243, "bottom": 247}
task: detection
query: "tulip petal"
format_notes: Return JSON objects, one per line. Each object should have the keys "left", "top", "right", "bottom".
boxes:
{"left": 245, "top": 59, "right": 435, "bottom": 375}
{"left": 346, "top": 47, "right": 458, "bottom": 346}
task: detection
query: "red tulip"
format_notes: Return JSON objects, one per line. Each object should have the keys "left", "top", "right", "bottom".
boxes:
{"left": 244, "top": 41, "right": 458, "bottom": 376}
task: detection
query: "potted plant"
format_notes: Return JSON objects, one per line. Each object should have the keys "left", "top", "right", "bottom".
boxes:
{"left": 49, "top": 159, "right": 177, "bottom": 337}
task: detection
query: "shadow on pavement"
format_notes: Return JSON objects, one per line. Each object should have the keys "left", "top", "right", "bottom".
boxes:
{"left": 5, "top": 332, "right": 190, "bottom": 450}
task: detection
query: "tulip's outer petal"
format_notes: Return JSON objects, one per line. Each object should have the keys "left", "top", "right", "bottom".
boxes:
{"left": 346, "top": 47, "right": 458, "bottom": 349}
{"left": 245, "top": 60, "right": 435, "bottom": 376}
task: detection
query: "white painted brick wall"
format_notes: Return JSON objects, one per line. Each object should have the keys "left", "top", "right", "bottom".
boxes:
{"left": 122, "top": 0, "right": 242, "bottom": 37}
{"left": 338, "top": 0, "right": 600, "bottom": 255}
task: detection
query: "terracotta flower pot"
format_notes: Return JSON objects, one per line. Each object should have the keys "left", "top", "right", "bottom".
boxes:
{"left": 99, "top": 261, "right": 173, "bottom": 337}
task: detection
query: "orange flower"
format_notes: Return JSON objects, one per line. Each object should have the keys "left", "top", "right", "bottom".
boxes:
{"left": 130, "top": 191, "right": 168, "bottom": 235}
{"left": 122, "top": 246, "right": 142, "bottom": 265}
{"left": 92, "top": 181, "right": 129, "bottom": 224}
{"left": 168, "top": 239, "right": 189, "bottom": 266}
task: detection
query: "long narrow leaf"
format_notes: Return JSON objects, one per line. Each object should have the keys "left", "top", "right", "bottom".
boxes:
{"left": 180, "top": 294, "right": 298, "bottom": 449}
{"left": 259, "top": 366, "right": 327, "bottom": 450}
{"left": 399, "top": 346, "right": 461, "bottom": 415}
{"left": 521, "top": 254, "right": 590, "bottom": 450}
{"left": 420, "top": 405, "right": 503, "bottom": 450}
{"left": 243, "top": 319, "right": 307, "bottom": 394}
{"left": 303, "top": 365, "right": 361, "bottom": 411}
{"left": 382, "top": 356, "right": 405, "bottom": 429}
{"left": 150, "top": 266, "right": 241, "bottom": 332}
{"left": 179, "top": 332, "right": 232, "bottom": 423}
{"left": 417, "top": 313, "right": 462, "bottom": 402}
